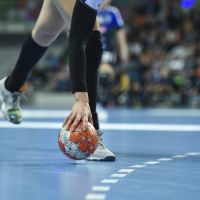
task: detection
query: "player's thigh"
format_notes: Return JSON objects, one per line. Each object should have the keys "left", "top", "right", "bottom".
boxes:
{"left": 32, "top": 0, "right": 66, "bottom": 46}
{"left": 51, "top": 0, "right": 75, "bottom": 18}
{"left": 52, "top": 0, "right": 100, "bottom": 31}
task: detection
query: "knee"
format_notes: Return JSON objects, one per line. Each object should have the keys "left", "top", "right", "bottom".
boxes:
{"left": 32, "top": 25, "right": 61, "bottom": 47}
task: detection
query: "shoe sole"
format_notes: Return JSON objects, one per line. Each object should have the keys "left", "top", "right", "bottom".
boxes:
{"left": 2, "top": 110, "right": 22, "bottom": 125}
{"left": 86, "top": 156, "right": 116, "bottom": 162}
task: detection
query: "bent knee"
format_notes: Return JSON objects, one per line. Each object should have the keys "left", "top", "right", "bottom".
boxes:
{"left": 32, "top": 25, "right": 63, "bottom": 47}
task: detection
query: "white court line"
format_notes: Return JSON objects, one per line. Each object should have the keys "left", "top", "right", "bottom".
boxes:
{"left": 0, "top": 109, "right": 108, "bottom": 121}
{"left": 146, "top": 109, "right": 200, "bottom": 117}
{"left": 1, "top": 122, "right": 200, "bottom": 132}
{"left": 185, "top": 152, "right": 200, "bottom": 156}
{"left": 110, "top": 174, "right": 127, "bottom": 178}
{"left": 118, "top": 169, "right": 135, "bottom": 173}
{"left": 0, "top": 122, "right": 61, "bottom": 129}
{"left": 173, "top": 155, "right": 188, "bottom": 158}
{"left": 92, "top": 186, "right": 111, "bottom": 192}
{"left": 130, "top": 164, "right": 147, "bottom": 168}
{"left": 143, "top": 161, "right": 160, "bottom": 165}
{"left": 86, "top": 194, "right": 106, "bottom": 200}
{"left": 101, "top": 179, "right": 119, "bottom": 184}
{"left": 17, "top": 110, "right": 70, "bottom": 118}
{"left": 158, "top": 158, "right": 173, "bottom": 161}
{"left": 102, "top": 124, "right": 200, "bottom": 132}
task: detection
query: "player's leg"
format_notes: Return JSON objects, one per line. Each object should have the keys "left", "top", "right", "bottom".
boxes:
{"left": 0, "top": 0, "right": 65, "bottom": 124}
{"left": 85, "top": 20, "right": 116, "bottom": 161}
{"left": 6, "top": 0, "right": 66, "bottom": 92}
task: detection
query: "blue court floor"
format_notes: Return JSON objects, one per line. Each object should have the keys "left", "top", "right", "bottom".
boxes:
{"left": 0, "top": 108, "right": 200, "bottom": 200}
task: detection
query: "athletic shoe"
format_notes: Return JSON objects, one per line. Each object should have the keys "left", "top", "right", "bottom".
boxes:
{"left": 87, "top": 130, "right": 116, "bottom": 161}
{"left": 0, "top": 77, "right": 22, "bottom": 124}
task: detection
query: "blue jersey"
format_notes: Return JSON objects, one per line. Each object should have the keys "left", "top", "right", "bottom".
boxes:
{"left": 98, "top": 6, "right": 124, "bottom": 52}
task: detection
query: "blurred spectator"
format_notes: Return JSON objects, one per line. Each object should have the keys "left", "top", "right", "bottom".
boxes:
{"left": 190, "top": 58, "right": 200, "bottom": 107}
{"left": 97, "top": 0, "right": 130, "bottom": 106}
{"left": 124, "top": 0, "right": 200, "bottom": 107}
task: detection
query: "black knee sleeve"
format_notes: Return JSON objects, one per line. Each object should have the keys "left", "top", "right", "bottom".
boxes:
{"left": 5, "top": 35, "right": 48, "bottom": 92}
{"left": 86, "top": 31, "right": 103, "bottom": 130}
{"left": 86, "top": 31, "right": 103, "bottom": 73}
{"left": 68, "top": 0, "right": 97, "bottom": 93}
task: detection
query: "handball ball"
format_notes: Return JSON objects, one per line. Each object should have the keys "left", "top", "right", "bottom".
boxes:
{"left": 58, "top": 122, "right": 99, "bottom": 160}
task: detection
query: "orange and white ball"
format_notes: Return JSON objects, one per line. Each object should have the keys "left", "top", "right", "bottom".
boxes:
{"left": 58, "top": 122, "right": 98, "bottom": 160}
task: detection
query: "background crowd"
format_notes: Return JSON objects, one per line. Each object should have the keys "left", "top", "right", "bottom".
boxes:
{"left": 0, "top": 0, "right": 200, "bottom": 108}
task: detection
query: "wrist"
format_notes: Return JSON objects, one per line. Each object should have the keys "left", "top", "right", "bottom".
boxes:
{"left": 74, "top": 92, "right": 89, "bottom": 102}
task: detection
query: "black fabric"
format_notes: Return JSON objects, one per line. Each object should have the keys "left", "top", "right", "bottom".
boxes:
{"left": 5, "top": 35, "right": 48, "bottom": 92}
{"left": 86, "top": 31, "right": 103, "bottom": 130}
{"left": 68, "top": 0, "right": 97, "bottom": 93}
{"left": 91, "top": 112, "right": 100, "bottom": 130}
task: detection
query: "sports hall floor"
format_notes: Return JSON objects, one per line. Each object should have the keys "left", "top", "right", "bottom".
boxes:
{"left": 0, "top": 108, "right": 200, "bottom": 200}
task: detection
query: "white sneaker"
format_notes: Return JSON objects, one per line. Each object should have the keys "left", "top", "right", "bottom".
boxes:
{"left": 0, "top": 77, "right": 23, "bottom": 124}
{"left": 87, "top": 130, "right": 116, "bottom": 161}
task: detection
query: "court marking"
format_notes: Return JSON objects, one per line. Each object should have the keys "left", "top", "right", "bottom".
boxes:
{"left": 143, "top": 161, "right": 160, "bottom": 165}
{"left": 129, "top": 164, "right": 147, "bottom": 168}
{"left": 85, "top": 152, "right": 200, "bottom": 200}
{"left": 0, "top": 109, "right": 109, "bottom": 121}
{"left": 92, "top": 186, "right": 111, "bottom": 192}
{"left": 118, "top": 169, "right": 135, "bottom": 173}
{"left": 85, "top": 193, "right": 106, "bottom": 200}
{"left": 145, "top": 109, "right": 200, "bottom": 117}
{"left": 100, "top": 179, "right": 119, "bottom": 184}
{"left": 185, "top": 152, "right": 200, "bottom": 156}
{"left": 173, "top": 154, "right": 188, "bottom": 158}
{"left": 157, "top": 158, "right": 173, "bottom": 161}
{"left": 110, "top": 174, "right": 127, "bottom": 178}
{"left": 1, "top": 121, "right": 200, "bottom": 132}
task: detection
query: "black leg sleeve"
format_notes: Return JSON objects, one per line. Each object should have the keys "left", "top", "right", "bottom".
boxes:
{"left": 86, "top": 31, "right": 103, "bottom": 130}
{"left": 5, "top": 35, "right": 48, "bottom": 92}
{"left": 68, "top": 0, "right": 97, "bottom": 93}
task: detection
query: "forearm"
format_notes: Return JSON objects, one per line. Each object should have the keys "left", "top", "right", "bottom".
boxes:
{"left": 116, "top": 29, "right": 129, "bottom": 63}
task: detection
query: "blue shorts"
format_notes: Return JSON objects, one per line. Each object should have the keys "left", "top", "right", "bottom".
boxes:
{"left": 80, "top": 0, "right": 104, "bottom": 11}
